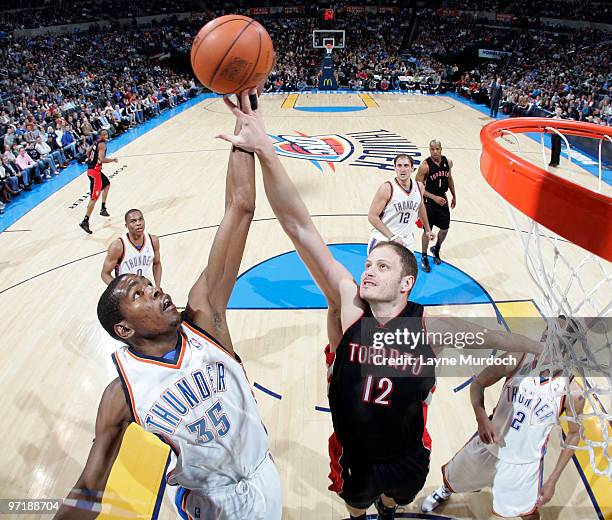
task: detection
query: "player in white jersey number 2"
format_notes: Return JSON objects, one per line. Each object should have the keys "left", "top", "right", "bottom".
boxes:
{"left": 422, "top": 318, "right": 585, "bottom": 519}
{"left": 367, "top": 154, "right": 434, "bottom": 254}
{"left": 54, "top": 90, "right": 281, "bottom": 520}
{"left": 101, "top": 208, "right": 162, "bottom": 287}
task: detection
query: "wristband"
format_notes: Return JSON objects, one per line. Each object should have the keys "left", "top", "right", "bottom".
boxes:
{"left": 231, "top": 145, "right": 254, "bottom": 155}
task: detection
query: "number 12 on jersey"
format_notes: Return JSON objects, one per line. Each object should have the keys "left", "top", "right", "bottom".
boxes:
{"left": 399, "top": 212, "right": 411, "bottom": 224}
{"left": 362, "top": 375, "right": 394, "bottom": 406}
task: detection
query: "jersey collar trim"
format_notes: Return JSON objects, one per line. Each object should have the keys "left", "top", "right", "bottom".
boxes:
{"left": 126, "top": 331, "right": 186, "bottom": 369}
{"left": 181, "top": 318, "right": 240, "bottom": 363}
{"left": 394, "top": 177, "right": 413, "bottom": 195}
{"left": 126, "top": 232, "right": 147, "bottom": 252}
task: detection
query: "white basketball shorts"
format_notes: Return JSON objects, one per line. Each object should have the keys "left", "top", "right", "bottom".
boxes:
{"left": 442, "top": 434, "right": 543, "bottom": 517}
{"left": 167, "top": 452, "right": 282, "bottom": 520}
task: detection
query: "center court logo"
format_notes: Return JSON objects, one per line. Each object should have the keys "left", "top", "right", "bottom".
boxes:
{"left": 270, "top": 129, "right": 420, "bottom": 172}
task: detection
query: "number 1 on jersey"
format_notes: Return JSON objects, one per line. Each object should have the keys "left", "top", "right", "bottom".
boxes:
{"left": 362, "top": 375, "right": 394, "bottom": 406}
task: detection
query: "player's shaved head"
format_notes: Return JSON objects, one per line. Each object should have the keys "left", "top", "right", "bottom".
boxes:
{"left": 98, "top": 274, "right": 130, "bottom": 340}
{"left": 125, "top": 208, "right": 143, "bottom": 223}
{"left": 429, "top": 139, "right": 442, "bottom": 148}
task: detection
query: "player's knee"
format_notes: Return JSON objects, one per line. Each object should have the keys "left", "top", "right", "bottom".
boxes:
{"left": 231, "top": 195, "right": 255, "bottom": 215}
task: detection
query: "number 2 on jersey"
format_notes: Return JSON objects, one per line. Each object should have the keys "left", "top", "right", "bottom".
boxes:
{"left": 511, "top": 410, "right": 526, "bottom": 431}
{"left": 362, "top": 375, "right": 394, "bottom": 406}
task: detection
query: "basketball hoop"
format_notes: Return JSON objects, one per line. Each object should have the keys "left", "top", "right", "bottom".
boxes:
{"left": 325, "top": 42, "right": 334, "bottom": 55}
{"left": 480, "top": 117, "right": 612, "bottom": 479}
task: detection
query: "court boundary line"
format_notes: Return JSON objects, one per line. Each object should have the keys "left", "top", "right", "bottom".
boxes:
{"left": 0, "top": 93, "right": 219, "bottom": 233}
{"left": 0, "top": 215, "right": 555, "bottom": 296}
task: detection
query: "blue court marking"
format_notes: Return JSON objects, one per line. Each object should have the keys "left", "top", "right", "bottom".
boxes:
{"left": 228, "top": 243, "right": 492, "bottom": 309}
{"left": 452, "top": 377, "right": 475, "bottom": 393}
{"left": 447, "top": 92, "right": 611, "bottom": 185}
{"left": 151, "top": 453, "right": 172, "bottom": 520}
{"left": 294, "top": 106, "right": 367, "bottom": 112}
{"left": 253, "top": 382, "right": 282, "bottom": 400}
{"left": 315, "top": 405, "right": 331, "bottom": 413}
{"left": 0, "top": 92, "right": 218, "bottom": 233}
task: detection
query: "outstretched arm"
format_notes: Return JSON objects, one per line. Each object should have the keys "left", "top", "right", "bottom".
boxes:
{"left": 54, "top": 380, "right": 131, "bottom": 520}
{"left": 185, "top": 91, "right": 256, "bottom": 353}
{"left": 216, "top": 93, "right": 358, "bottom": 318}
{"left": 424, "top": 315, "right": 544, "bottom": 355}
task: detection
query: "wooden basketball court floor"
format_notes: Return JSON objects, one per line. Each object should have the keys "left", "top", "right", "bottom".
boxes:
{"left": 0, "top": 92, "right": 610, "bottom": 519}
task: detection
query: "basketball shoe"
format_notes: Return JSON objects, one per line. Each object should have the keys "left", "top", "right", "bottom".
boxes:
{"left": 375, "top": 497, "right": 397, "bottom": 519}
{"left": 421, "top": 256, "right": 431, "bottom": 273}
{"left": 79, "top": 220, "right": 92, "bottom": 234}
{"left": 421, "top": 485, "right": 452, "bottom": 512}
{"left": 430, "top": 245, "right": 442, "bottom": 265}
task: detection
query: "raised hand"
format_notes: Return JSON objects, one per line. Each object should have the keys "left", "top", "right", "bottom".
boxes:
{"left": 216, "top": 88, "right": 270, "bottom": 154}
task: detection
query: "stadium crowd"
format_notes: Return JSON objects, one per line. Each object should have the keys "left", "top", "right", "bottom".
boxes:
{"left": 0, "top": 19, "right": 203, "bottom": 213}
{"left": 427, "top": 18, "right": 612, "bottom": 126}
{"left": 0, "top": 0, "right": 201, "bottom": 31}
{"left": 1, "top": 1, "right": 610, "bottom": 212}
{"left": 441, "top": 0, "right": 612, "bottom": 24}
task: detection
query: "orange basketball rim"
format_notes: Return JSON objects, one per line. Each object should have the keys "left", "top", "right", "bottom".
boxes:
{"left": 479, "top": 118, "right": 612, "bottom": 261}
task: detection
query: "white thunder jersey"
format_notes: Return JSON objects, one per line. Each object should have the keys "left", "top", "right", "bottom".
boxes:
{"left": 370, "top": 178, "right": 422, "bottom": 248}
{"left": 112, "top": 320, "right": 269, "bottom": 490}
{"left": 115, "top": 233, "right": 154, "bottom": 280}
{"left": 486, "top": 354, "right": 569, "bottom": 463}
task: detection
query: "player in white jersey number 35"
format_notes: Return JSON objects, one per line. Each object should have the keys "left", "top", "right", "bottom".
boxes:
{"left": 54, "top": 90, "right": 281, "bottom": 520}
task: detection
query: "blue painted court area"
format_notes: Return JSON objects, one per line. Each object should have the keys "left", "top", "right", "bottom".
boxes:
{"left": 294, "top": 106, "right": 367, "bottom": 112}
{"left": 0, "top": 92, "right": 217, "bottom": 232}
{"left": 228, "top": 243, "right": 491, "bottom": 309}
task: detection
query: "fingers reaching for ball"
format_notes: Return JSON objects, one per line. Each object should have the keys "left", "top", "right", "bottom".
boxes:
{"left": 234, "top": 87, "right": 259, "bottom": 113}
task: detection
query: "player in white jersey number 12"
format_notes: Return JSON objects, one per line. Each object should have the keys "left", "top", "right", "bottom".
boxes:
{"left": 54, "top": 90, "right": 282, "bottom": 520}
{"left": 367, "top": 154, "right": 434, "bottom": 254}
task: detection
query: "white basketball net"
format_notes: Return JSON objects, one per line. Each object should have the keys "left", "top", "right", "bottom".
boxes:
{"left": 500, "top": 128, "right": 612, "bottom": 480}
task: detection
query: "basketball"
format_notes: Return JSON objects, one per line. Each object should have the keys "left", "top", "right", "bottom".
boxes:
{"left": 190, "top": 15, "right": 275, "bottom": 95}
